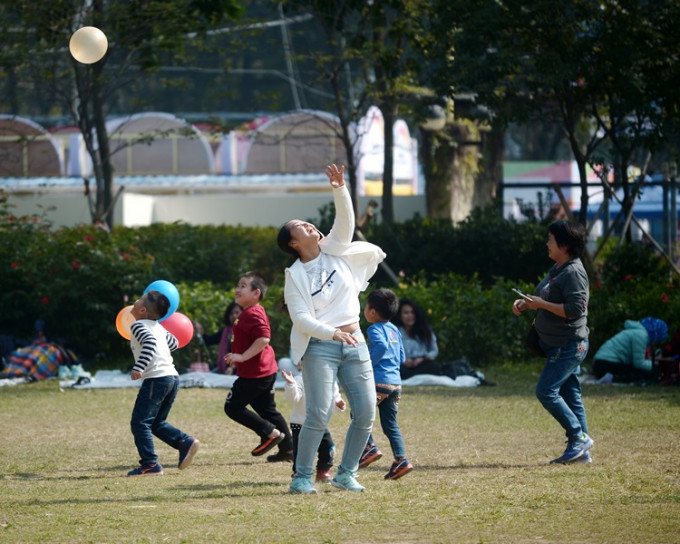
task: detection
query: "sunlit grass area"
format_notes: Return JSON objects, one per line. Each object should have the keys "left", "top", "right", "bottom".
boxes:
{"left": 1, "top": 364, "right": 679, "bottom": 543}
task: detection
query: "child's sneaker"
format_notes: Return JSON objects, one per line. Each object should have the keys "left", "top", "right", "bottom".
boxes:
{"left": 289, "top": 476, "right": 318, "bottom": 494}
{"left": 316, "top": 469, "right": 332, "bottom": 482}
{"left": 331, "top": 471, "right": 364, "bottom": 492}
{"left": 178, "top": 437, "right": 200, "bottom": 470}
{"left": 384, "top": 458, "right": 414, "bottom": 480}
{"left": 127, "top": 463, "right": 164, "bottom": 476}
{"left": 358, "top": 444, "right": 383, "bottom": 468}
{"left": 266, "top": 450, "right": 294, "bottom": 463}
{"left": 251, "top": 432, "right": 285, "bottom": 456}
{"left": 550, "top": 433, "right": 593, "bottom": 464}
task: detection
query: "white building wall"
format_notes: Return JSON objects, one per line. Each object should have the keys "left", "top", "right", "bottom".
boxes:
{"left": 6, "top": 189, "right": 425, "bottom": 228}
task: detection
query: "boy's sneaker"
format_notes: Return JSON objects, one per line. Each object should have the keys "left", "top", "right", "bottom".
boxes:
{"left": 289, "top": 476, "right": 318, "bottom": 494}
{"left": 178, "top": 437, "right": 200, "bottom": 470}
{"left": 316, "top": 469, "right": 332, "bottom": 482}
{"left": 331, "top": 471, "right": 364, "bottom": 492}
{"left": 266, "top": 450, "right": 294, "bottom": 463}
{"left": 550, "top": 433, "right": 593, "bottom": 464}
{"left": 384, "top": 458, "right": 414, "bottom": 480}
{"left": 358, "top": 444, "right": 383, "bottom": 468}
{"left": 251, "top": 433, "right": 285, "bottom": 456}
{"left": 127, "top": 463, "right": 164, "bottom": 476}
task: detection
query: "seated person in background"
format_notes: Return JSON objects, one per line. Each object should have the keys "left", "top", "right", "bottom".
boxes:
{"left": 0, "top": 320, "right": 79, "bottom": 381}
{"left": 392, "top": 298, "right": 469, "bottom": 381}
{"left": 194, "top": 301, "right": 242, "bottom": 374}
{"left": 592, "top": 317, "right": 668, "bottom": 383}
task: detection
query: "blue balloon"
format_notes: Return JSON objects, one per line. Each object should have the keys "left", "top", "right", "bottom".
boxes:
{"left": 144, "top": 280, "right": 179, "bottom": 322}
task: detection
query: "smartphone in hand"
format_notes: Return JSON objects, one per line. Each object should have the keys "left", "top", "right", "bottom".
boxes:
{"left": 512, "top": 288, "right": 533, "bottom": 302}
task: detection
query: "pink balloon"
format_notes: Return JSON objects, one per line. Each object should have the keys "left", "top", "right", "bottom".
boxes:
{"left": 160, "top": 312, "right": 194, "bottom": 348}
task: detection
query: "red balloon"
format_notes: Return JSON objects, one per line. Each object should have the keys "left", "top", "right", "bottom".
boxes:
{"left": 160, "top": 312, "right": 194, "bottom": 348}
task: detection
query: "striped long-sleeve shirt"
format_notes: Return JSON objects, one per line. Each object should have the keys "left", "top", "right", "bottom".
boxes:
{"left": 130, "top": 319, "right": 179, "bottom": 379}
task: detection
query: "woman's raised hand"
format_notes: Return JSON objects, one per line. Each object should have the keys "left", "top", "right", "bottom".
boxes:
{"left": 325, "top": 164, "right": 345, "bottom": 188}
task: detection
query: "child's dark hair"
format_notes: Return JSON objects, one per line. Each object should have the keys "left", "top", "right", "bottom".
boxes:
{"left": 548, "top": 219, "right": 586, "bottom": 258}
{"left": 392, "top": 298, "right": 434, "bottom": 350}
{"left": 243, "top": 271, "right": 268, "bottom": 300}
{"left": 144, "top": 290, "right": 170, "bottom": 320}
{"left": 366, "top": 288, "right": 399, "bottom": 321}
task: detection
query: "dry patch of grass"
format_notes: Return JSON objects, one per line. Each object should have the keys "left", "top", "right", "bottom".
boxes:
{"left": 1, "top": 365, "right": 679, "bottom": 543}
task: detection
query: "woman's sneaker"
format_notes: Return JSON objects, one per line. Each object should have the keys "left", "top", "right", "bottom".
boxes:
{"left": 289, "top": 476, "right": 318, "bottom": 494}
{"left": 550, "top": 433, "right": 593, "bottom": 464}
{"left": 385, "top": 458, "right": 414, "bottom": 480}
{"left": 358, "top": 444, "right": 383, "bottom": 468}
{"left": 573, "top": 451, "right": 592, "bottom": 464}
{"left": 331, "top": 471, "right": 364, "bottom": 492}
{"left": 127, "top": 463, "right": 164, "bottom": 476}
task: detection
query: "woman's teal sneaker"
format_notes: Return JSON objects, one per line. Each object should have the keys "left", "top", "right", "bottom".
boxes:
{"left": 330, "top": 471, "right": 364, "bottom": 492}
{"left": 289, "top": 476, "right": 318, "bottom": 494}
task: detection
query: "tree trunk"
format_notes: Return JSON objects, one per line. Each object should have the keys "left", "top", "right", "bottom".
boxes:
{"left": 421, "top": 121, "right": 488, "bottom": 222}
{"left": 380, "top": 101, "right": 396, "bottom": 224}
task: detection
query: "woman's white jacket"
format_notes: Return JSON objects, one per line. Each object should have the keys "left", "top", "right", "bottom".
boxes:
{"left": 283, "top": 185, "right": 386, "bottom": 365}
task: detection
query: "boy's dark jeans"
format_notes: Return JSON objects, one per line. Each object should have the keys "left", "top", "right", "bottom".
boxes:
{"left": 131, "top": 375, "right": 190, "bottom": 466}
{"left": 224, "top": 372, "right": 293, "bottom": 452}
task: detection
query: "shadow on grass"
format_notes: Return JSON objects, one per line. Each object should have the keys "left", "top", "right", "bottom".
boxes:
{"left": 11, "top": 480, "right": 294, "bottom": 506}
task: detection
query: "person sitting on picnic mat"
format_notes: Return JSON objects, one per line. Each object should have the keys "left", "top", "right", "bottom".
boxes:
{"left": 591, "top": 317, "right": 668, "bottom": 384}
{"left": 0, "top": 321, "right": 80, "bottom": 382}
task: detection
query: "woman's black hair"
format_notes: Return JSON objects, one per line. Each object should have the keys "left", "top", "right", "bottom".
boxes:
{"left": 223, "top": 301, "right": 241, "bottom": 326}
{"left": 276, "top": 222, "right": 325, "bottom": 260}
{"left": 548, "top": 219, "right": 586, "bottom": 258}
{"left": 392, "top": 298, "right": 434, "bottom": 350}
{"left": 277, "top": 223, "right": 300, "bottom": 259}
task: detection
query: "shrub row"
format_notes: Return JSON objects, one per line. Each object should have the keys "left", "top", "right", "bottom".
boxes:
{"left": 2, "top": 194, "right": 677, "bottom": 369}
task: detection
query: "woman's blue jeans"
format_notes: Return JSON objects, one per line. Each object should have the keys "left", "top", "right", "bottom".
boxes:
{"left": 536, "top": 339, "right": 589, "bottom": 442}
{"left": 296, "top": 331, "right": 375, "bottom": 480}
{"left": 130, "top": 375, "right": 189, "bottom": 466}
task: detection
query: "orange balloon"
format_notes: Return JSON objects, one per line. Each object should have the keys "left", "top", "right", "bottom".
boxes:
{"left": 116, "top": 305, "right": 135, "bottom": 340}
{"left": 160, "top": 312, "right": 194, "bottom": 348}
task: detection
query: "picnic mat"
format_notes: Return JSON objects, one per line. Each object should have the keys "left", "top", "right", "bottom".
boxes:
{"left": 59, "top": 370, "right": 482, "bottom": 390}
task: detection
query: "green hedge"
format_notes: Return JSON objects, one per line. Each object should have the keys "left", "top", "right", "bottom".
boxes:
{"left": 2, "top": 194, "right": 678, "bottom": 369}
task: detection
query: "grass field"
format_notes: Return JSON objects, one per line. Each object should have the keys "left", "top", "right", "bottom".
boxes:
{"left": 1, "top": 364, "right": 679, "bottom": 543}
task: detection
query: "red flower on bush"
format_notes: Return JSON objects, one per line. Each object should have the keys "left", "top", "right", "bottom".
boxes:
{"left": 84, "top": 235, "right": 94, "bottom": 242}
{"left": 11, "top": 262, "right": 18, "bottom": 269}
{"left": 8, "top": 215, "right": 15, "bottom": 221}
{"left": 623, "top": 274, "right": 634, "bottom": 282}
{"left": 41, "top": 296, "right": 49, "bottom": 305}
{"left": 122, "top": 253, "right": 131, "bottom": 260}
{"left": 661, "top": 293, "right": 668, "bottom": 303}
{"left": 72, "top": 260, "right": 80, "bottom": 270}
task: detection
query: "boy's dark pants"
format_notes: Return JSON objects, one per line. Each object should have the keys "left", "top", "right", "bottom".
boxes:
{"left": 224, "top": 372, "right": 293, "bottom": 452}
{"left": 290, "top": 423, "right": 335, "bottom": 473}
{"left": 131, "top": 375, "right": 191, "bottom": 466}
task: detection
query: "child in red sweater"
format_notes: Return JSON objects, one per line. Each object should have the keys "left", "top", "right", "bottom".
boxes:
{"left": 224, "top": 272, "right": 293, "bottom": 459}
